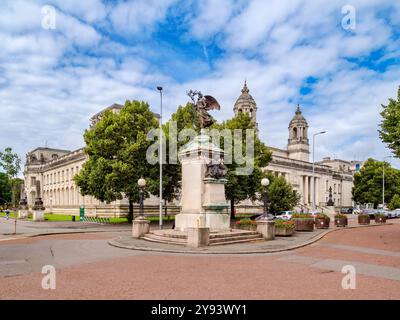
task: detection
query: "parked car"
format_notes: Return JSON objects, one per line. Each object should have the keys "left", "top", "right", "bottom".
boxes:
{"left": 275, "top": 211, "right": 295, "bottom": 220}
{"left": 340, "top": 207, "right": 354, "bottom": 214}
{"left": 392, "top": 209, "right": 400, "bottom": 218}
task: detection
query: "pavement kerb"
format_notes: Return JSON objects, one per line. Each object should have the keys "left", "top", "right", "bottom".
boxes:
{"left": 108, "top": 222, "right": 394, "bottom": 255}
{"left": 0, "top": 228, "right": 130, "bottom": 242}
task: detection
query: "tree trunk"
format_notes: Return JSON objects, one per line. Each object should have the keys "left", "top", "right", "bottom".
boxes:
{"left": 230, "top": 198, "right": 235, "bottom": 220}
{"left": 128, "top": 198, "right": 134, "bottom": 223}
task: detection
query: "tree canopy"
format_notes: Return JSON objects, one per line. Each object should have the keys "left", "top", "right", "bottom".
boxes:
{"left": 379, "top": 86, "right": 400, "bottom": 158}
{"left": 0, "top": 147, "right": 21, "bottom": 207}
{"left": 0, "top": 172, "right": 12, "bottom": 204}
{"left": 74, "top": 100, "right": 159, "bottom": 222}
{"left": 352, "top": 158, "right": 400, "bottom": 208}
{"left": 262, "top": 174, "right": 300, "bottom": 213}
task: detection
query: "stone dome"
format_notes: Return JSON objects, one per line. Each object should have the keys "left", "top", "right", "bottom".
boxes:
{"left": 290, "top": 104, "right": 308, "bottom": 125}
{"left": 234, "top": 81, "right": 257, "bottom": 112}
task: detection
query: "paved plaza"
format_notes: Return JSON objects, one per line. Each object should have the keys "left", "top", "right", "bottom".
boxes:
{"left": 0, "top": 218, "right": 399, "bottom": 299}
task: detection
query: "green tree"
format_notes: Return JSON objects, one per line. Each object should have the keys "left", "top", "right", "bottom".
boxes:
{"left": 379, "top": 86, "right": 400, "bottom": 158}
{"left": 388, "top": 194, "right": 400, "bottom": 210}
{"left": 74, "top": 100, "right": 159, "bottom": 222}
{"left": 352, "top": 158, "right": 400, "bottom": 208}
{"left": 263, "top": 174, "right": 300, "bottom": 213}
{"left": 0, "top": 147, "right": 21, "bottom": 208}
{"left": 0, "top": 172, "right": 12, "bottom": 204}
{"left": 212, "top": 113, "right": 272, "bottom": 219}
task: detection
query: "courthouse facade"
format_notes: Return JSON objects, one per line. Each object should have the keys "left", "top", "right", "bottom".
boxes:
{"left": 24, "top": 84, "right": 360, "bottom": 216}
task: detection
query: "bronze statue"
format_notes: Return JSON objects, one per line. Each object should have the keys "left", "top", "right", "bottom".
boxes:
{"left": 33, "top": 180, "right": 45, "bottom": 211}
{"left": 327, "top": 186, "right": 334, "bottom": 206}
{"left": 205, "top": 158, "right": 227, "bottom": 180}
{"left": 187, "top": 90, "right": 221, "bottom": 128}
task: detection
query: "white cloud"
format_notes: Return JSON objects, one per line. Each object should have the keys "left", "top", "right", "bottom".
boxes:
{"left": 109, "top": 0, "right": 176, "bottom": 35}
{"left": 0, "top": 0, "right": 400, "bottom": 172}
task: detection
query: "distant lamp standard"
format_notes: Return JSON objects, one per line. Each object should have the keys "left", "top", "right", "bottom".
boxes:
{"left": 261, "top": 178, "right": 273, "bottom": 219}
{"left": 49, "top": 195, "right": 53, "bottom": 213}
{"left": 157, "top": 86, "right": 163, "bottom": 229}
{"left": 382, "top": 156, "right": 392, "bottom": 209}
{"left": 137, "top": 177, "right": 146, "bottom": 219}
{"left": 312, "top": 131, "right": 326, "bottom": 211}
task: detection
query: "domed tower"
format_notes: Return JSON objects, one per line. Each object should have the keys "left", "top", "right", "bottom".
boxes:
{"left": 233, "top": 81, "right": 258, "bottom": 131}
{"left": 288, "top": 105, "right": 310, "bottom": 162}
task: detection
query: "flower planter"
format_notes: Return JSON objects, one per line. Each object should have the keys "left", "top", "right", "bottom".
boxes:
{"left": 293, "top": 218, "right": 314, "bottom": 231}
{"left": 315, "top": 217, "right": 330, "bottom": 229}
{"left": 375, "top": 216, "right": 386, "bottom": 224}
{"left": 335, "top": 217, "right": 348, "bottom": 227}
{"left": 275, "top": 227, "right": 295, "bottom": 236}
{"left": 358, "top": 215, "right": 370, "bottom": 225}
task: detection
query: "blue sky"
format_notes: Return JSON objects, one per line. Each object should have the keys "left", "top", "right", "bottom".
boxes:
{"left": 0, "top": 0, "right": 400, "bottom": 169}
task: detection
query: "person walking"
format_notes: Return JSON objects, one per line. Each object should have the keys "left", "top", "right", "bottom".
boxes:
{"left": 5, "top": 208, "right": 10, "bottom": 220}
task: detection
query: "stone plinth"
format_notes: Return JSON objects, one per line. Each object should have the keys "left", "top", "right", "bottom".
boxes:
{"left": 18, "top": 209, "right": 28, "bottom": 219}
{"left": 256, "top": 220, "right": 275, "bottom": 240}
{"left": 187, "top": 227, "right": 210, "bottom": 248}
{"left": 174, "top": 134, "right": 230, "bottom": 232}
{"left": 132, "top": 218, "right": 150, "bottom": 238}
{"left": 33, "top": 210, "right": 45, "bottom": 221}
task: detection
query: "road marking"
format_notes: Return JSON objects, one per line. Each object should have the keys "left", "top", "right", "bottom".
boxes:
{"left": 0, "top": 259, "right": 27, "bottom": 265}
{"left": 317, "top": 243, "right": 400, "bottom": 257}
{"left": 278, "top": 255, "right": 400, "bottom": 281}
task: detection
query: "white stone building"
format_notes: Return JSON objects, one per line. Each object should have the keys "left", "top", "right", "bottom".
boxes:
{"left": 24, "top": 83, "right": 359, "bottom": 216}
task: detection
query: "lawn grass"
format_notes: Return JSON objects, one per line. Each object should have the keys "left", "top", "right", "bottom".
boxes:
{"left": 0, "top": 211, "right": 17, "bottom": 219}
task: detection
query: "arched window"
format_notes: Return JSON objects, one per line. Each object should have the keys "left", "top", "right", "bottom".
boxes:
{"left": 293, "top": 127, "right": 298, "bottom": 138}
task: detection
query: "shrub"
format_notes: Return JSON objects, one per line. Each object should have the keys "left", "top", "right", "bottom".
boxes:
{"left": 292, "top": 213, "right": 313, "bottom": 219}
{"left": 358, "top": 213, "right": 369, "bottom": 218}
{"left": 334, "top": 213, "right": 347, "bottom": 219}
{"left": 275, "top": 219, "right": 295, "bottom": 230}
{"left": 236, "top": 219, "right": 256, "bottom": 226}
{"left": 315, "top": 213, "right": 329, "bottom": 219}
{"left": 388, "top": 194, "right": 400, "bottom": 210}
{"left": 374, "top": 213, "right": 386, "bottom": 218}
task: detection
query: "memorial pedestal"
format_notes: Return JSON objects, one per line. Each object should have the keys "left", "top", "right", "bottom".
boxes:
{"left": 132, "top": 218, "right": 150, "bottom": 238}
{"left": 256, "top": 220, "right": 275, "bottom": 240}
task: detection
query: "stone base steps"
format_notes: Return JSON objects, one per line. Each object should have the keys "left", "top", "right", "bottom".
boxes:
{"left": 143, "top": 229, "right": 264, "bottom": 246}
{"left": 209, "top": 231, "right": 263, "bottom": 245}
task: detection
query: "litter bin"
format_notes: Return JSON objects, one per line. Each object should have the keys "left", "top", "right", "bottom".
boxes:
{"left": 72, "top": 215, "right": 76, "bottom": 222}
{"left": 79, "top": 205, "right": 85, "bottom": 221}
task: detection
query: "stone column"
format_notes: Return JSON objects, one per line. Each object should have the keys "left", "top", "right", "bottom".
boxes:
{"left": 256, "top": 220, "right": 275, "bottom": 240}
{"left": 303, "top": 175, "right": 309, "bottom": 205}
{"left": 132, "top": 218, "right": 150, "bottom": 238}
{"left": 310, "top": 176, "right": 314, "bottom": 208}
{"left": 175, "top": 134, "right": 229, "bottom": 232}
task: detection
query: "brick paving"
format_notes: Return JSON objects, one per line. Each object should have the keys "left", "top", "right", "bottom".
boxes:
{"left": 0, "top": 220, "right": 399, "bottom": 299}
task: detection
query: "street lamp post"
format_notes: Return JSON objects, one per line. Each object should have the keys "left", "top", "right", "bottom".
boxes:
{"left": 157, "top": 86, "right": 163, "bottom": 229}
{"left": 261, "top": 178, "right": 272, "bottom": 219}
{"left": 137, "top": 177, "right": 146, "bottom": 219}
{"left": 383, "top": 156, "right": 392, "bottom": 209}
{"left": 312, "top": 131, "right": 326, "bottom": 211}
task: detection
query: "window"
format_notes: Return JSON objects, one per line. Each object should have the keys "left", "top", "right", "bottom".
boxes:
{"left": 31, "top": 176, "right": 36, "bottom": 187}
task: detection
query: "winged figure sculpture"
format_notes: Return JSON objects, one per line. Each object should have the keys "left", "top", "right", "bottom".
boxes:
{"left": 187, "top": 90, "right": 221, "bottom": 128}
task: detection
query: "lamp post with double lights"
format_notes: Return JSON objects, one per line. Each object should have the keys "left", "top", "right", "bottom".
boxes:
{"left": 261, "top": 177, "right": 273, "bottom": 219}
{"left": 157, "top": 86, "right": 163, "bottom": 229}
